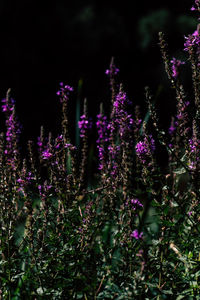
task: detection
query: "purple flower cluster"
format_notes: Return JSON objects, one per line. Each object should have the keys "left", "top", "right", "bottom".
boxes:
{"left": 105, "top": 58, "right": 120, "bottom": 96}
{"left": 56, "top": 82, "right": 73, "bottom": 103}
{"left": 111, "top": 89, "right": 134, "bottom": 139}
{"left": 184, "top": 29, "right": 200, "bottom": 52}
{"left": 131, "top": 229, "right": 143, "bottom": 240}
{"left": 55, "top": 134, "right": 63, "bottom": 149}
{"left": 186, "top": 120, "right": 200, "bottom": 170}
{"left": 105, "top": 63, "right": 119, "bottom": 76}
{"left": 135, "top": 135, "right": 155, "bottom": 163}
{"left": 170, "top": 57, "right": 185, "bottom": 79}
{"left": 2, "top": 100, "right": 21, "bottom": 146}
{"left": 189, "top": 138, "right": 198, "bottom": 152}
{"left": 168, "top": 122, "right": 177, "bottom": 135}
{"left": 36, "top": 131, "right": 73, "bottom": 165}
{"left": 126, "top": 198, "right": 143, "bottom": 211}
{"left": 191, "top": 0, "right": 200, "bottom": 11}
{"left": 96, "top": 113, "right": 109, "bottom": 144}
{"left": 37, "top": 136, "right": 43, "bottom": 149}
{"left": 108, "top": 144, "right": 121, "bottom": 177}
{"left": 79, "top": 201, "right": 93, "bottom": 242}
{"left": 17, "top": 171, "right": 35, "bottom": 195}
{"left": 38, "top": 182, "right": 52, "bottom": 200}
{"left": 42, "top": 149, "right": 53, "bottom": 160}
{"left": 78, "top": 114, "right": 92, "bottom": 138}
{"left": 113, "top": 90, "right": 129, "bottom": 114}
{"left": 188, "top": 134, "right": 200, "bottom": 170}
{"left": 176, "top": 102, "right": 190, "bottom": 122}
{"left": 82, "top": 201, "right": 93, "bottom": 225}
{"left": 2, "top": 97, "right": 15, "bottom": 112}
{"left": 1, "top": 95, "right": 21, "bottom": 169}
{"left": 96, "top": 113, "right": 109, "bottom": 171}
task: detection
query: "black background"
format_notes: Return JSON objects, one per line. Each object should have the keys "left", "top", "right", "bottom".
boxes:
{"left": 0, "top": 0, "right": 197, "bottom": 148}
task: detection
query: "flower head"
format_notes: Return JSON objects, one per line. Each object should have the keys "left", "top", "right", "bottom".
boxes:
{"left": 78, "top": 114, "right": 92, "bottom": 138}
{"left": 170, "top": 57, "right": 185, "bottom": 78}
{"left": 42, "top": 149, "right": 52, "bottom": 160}
{"left": 135, "top": 135, "right": 155, "bottom": 163}
{"left": 130, "top": 229, "right": 143, "bottom": 240}
{"left": 190, "top": 0, "right": 200, "bottom": 11}
{"left": 56, "top": 82, "right": 73, "bottom": 103}
{"left": 105, "top": 62, "right": 119, "bottom": 76}
{"left": 184, "top": 28, "right": 200, "bottom": 52}
{"left": 96, "top": 113, "right": 109, "bottom": 144}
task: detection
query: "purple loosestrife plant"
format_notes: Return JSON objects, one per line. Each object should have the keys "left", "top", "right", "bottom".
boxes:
{"left": 2, "top": 89, "right": 21, "bottom": 172}
{"left": 96, "top": 105, "right": 109, "bottom": 184}
{"left": 106, "top": 84, "right": 134, "bottom": 189}
{"left": 184, "top": 24, "right": 200, "bottom": 110}
{"left": 106, "top": 57, "right": 120, "bottom": 107}
{"left": 57, "top": 82, "right": 73, "bottom": 144}
{"left": 78, "top": 98, "right": 92, "bottom": 190}
{"left": 188, "top": 119, "right": 200, "bottom": 171}
{"left": 114, "top": 85, "right": 134, "bottom": 194}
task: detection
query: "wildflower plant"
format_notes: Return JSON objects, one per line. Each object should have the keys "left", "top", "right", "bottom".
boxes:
{"left": 1, "top": 1, "right": 200, "bottom": 299}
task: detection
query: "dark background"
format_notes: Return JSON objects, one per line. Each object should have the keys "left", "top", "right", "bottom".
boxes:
{"left": 0, "top": 0, "right": 197, "bottom": 148}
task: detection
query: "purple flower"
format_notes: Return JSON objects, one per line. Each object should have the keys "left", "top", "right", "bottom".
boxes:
{"left": 42, "top": 150, "right": 52, "bottom": 160}
{"left": 105, "top": 57, "right": 120, "bottom": 91}
{"left": 56, "top": 83, "right": 73, "bottom": 103}
{"left": 1, "top": 94, "right": 21, "bottom": 170}
{"left": 1, "top": 97, "right": 15, "bottom": 113}
{"left": 17, "top": 172, "right": 35, "bottom": 188}
{"left": 55, "top": 134, "right": 63, "bottom": 149}
{"left": 125, "top": 198, "right": 143, "bottom": 213}
{"left": 189, "top": 161, "right": 195, "bottom": 170}
{"left": 107, "top": 145, "right": 121, "bottom": 177}
{"left": 135, "top": 141, "right": 148, "bottom": 155}
{"left": 130, "top": 229, "right": 143, "bottom": 240}
{"left": 78, "top": 114, "right": 92, "bottom": 138}
{"left": 110, "top": 88, "right": 134, "bottom": 141}
{"left": 189, "top": 138, "right": 200, "bottom": 153}
{"left": 170, "top": 57, "right": 185, "bottom": 78}
{"left": 168, "top": 125, "right": 176, "bottom": 135}
{"left": 168, "top": 118, "right": 177, "bottom": 135}
{"left": 38, "top": 182, "right": 52, "bottom": 199}
{"left": 130, "top": 198, "right": 143, "bottom": 210}
{"left": 184, "top": 29, "right": 200, "bottom": 52}
{"left": 37, "top": 137, "right": 43, "bottom": 147}
{"left": 97, "top": 146, "right": 105, "bottom": 170}
{"left": 17, "top": 178, "right": 25, "bottom": 184}
{"left": 96, "top": 113, "right": 109, "bottom": 144}
{"left": 189, "top": 139, "right": 196, "bottom": 152}
{"left": 105, "top": 67, "right": 119, "bottom": 76}
{"left": 190, "top": 0, "right": 200, "bottom": 11}
{"left": 113, "top": 90, "right": 129, "bottom": 114}
{"left": 135, "top": 135, "right": 155, "bottom": 163}
{"left": 96, "top": 113, "right": 109, "bottom": 171}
